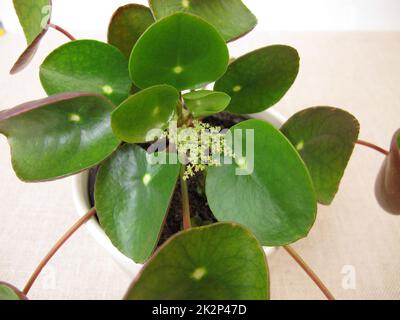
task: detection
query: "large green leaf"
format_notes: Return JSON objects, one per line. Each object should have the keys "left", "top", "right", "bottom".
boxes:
{"left": 183, "top": 90, "right": 231, "bottom": 118}
{"left": 125, "top": 223, "right": 269, "bottom": 300}
{"left": 10, "top": 0, "right": 52, "bottom": 74}
{"left": 281, "top": 107, "right": 360, "bottom": 205}
{"left": 0, "top": 93, "right": 120, "bottom": 182}
{"left": 206, "top": 119, "right": 317, "bottom": 246}
{"left": 149, "top": 0, "right": 257, "bottom": 42}
{"left": 375, "top": 129, "right": 400, "bottom": 215}
{"left": 108, "top": 4, "right": 155, "bottom": 58}
{"left": 112, "top": 85, "right": 178, "bottom": 143}
{"left": 40, "top": 40, "right": 131, "bottom": 105}
{"left": 129, "top": 13, "right": 229, "bottom": 91}
{"left": 0, "top": 282, "right": 26, "bottom": 300}
{"left": 95, "top": 144, "right": 180, "bottom": 263}
{"left": 214, "top": 45, "right": 299, "bottom": 114}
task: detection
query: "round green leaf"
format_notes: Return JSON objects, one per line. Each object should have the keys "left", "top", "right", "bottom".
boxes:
{"left": 95, "top": 144, "right": 180, "bottom": 263}
{"left": 40, "top": 40, "right": 131, "bottom": 105}
{"left": 183, "top": 90, "right": 231, "bottom": 118}
{"left": 206, "top": 119, "right": 317, "bottom": 246}
{"left": 129, "top": 13, "right": 229, "bottom": 91}
{"left": 281, "top": 107, "right": 360, "bottom": 205}
{"left": 108, "top": 4, "right": 155, "bottom": 58}
{"left": 0, "top": 282, "right": 27, "bottom": 300}
{"left": 214, "top": 45, "right": 299, "bottom": 114}
{"left": 149, "top": 0, "right": 257, "bottom": 42}
{"left": 125, "top": 223, "right": 269, "bottom": 300}
{"left": 0, "top": 93, "right": 120, "bottom": 182}
{"left": 112, "top": 85, "right": 178, "bottom": 143}
{"left": 10, "top": 0, "right": 52, "bottom": 74}
{"left": 375, "top": 129, "right": 400, "bottom": 215}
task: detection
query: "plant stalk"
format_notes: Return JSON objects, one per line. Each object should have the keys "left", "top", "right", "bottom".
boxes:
{"left": 176, "top": 101, "right": 183, "bottom": 124}
{"left": 356, "top": 139, "right": 389, "bottom": 156}
{"left": 49, "top": 23, "right": 76, "bottom": 41}
{"left": 180, "top": 166, "right": 191, "bottom": 230}
{"left": 23, "top": 207, "right": 96, "bottom": 295}
{"left": 283, "top": 245, "right": 335, "bottom": 300}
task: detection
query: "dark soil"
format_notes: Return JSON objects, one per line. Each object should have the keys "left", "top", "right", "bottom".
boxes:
{"left": 203, "top": 111, "right": 250, "bottom": 129}
{"left": 88, "top": 112, "right": 249, "bottom": 247}
{"left": 157, "top": 172, "right": 215, "bottom": 245}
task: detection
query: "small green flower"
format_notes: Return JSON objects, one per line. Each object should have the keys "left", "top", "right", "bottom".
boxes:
{"left": 165, "top": 120, "right": 234, "bottom": 180}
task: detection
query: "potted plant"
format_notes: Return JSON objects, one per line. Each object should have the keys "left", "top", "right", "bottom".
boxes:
{"left": 1, "top": 0, "right": 397, "bottom": 301}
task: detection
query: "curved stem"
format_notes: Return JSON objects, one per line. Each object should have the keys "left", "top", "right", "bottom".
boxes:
{"left": 49, "top": 23, "right": 76, "bottom": 41}
{"left": 283, "top": 245, "right": 335, "bottom": 300}
{"left": 356, "top": 139, "right": 389, "bottom": 156}
{"left": 23, "top": 207, "right": 96, "bottom": 295}
{"left": 180, "top": 167, "right": 191, "bottom": 230}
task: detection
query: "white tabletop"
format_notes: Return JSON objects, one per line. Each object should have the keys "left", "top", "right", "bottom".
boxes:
{"left": 1, "top": 30, "right": 400, "bottom": 300}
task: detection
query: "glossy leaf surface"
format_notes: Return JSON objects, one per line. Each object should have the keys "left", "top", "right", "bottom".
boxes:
{"left": 183, "top": 90, "right": 231, "bottom": 118}
{"left": 214, "top": 45, "right": 299, "bottom": 114}
{"left": 130, "top": 13, "right": 229, "bottom": 91}
{"left": 112, "top": 85, "right": 178, "bottom": 143}
{"left": 40, "top": 40, "right": 131, "bottom": 105}
{"left": 95, "top": 144, "right": 180, "bottom": 263}
{"left": 281, "top": 107, "right": 360, "bottom": 205}
{"left": 0, "top": 93, "right": 119, "bottom": 182}
{"left": 149, "top": 0, "right": 257, "bottom": 42}
{"left": 206, "top": 119, "right": 317, "bottom": 246}
{"left": 108, "top": 4, "right": 154, "bottom": 58}
{"left": 125, "top": 223, "right": 269, "bottom": 300}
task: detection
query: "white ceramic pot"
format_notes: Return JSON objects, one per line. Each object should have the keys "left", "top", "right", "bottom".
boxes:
{"left": 72, "top": 108, "right": 287, "bottom": 279}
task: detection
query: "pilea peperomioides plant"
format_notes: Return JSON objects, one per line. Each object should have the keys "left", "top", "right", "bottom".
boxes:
{"left": 1, "top": 0, "right": 398, "bottom": 301}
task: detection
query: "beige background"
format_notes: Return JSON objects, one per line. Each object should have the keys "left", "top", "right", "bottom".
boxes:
{"left": 3, "top": 0, "right": 400, "bottom": 32}
{"left": 1, "top": 30, "right": 400, "bottom": 300}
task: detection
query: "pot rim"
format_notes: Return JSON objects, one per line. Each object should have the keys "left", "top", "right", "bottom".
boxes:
{"left": 72, "top": 108, "right": 286, "bottom": 278}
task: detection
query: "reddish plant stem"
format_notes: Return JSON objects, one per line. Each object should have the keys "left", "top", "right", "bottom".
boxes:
{"left": 180, "top": 167, "right": 191, "bottom": 230}
{"left": 23, "top": 207, "right": 96, "bottom": 295}
{"left": 356, "top": 140, "right": 389, "bottom": 156}
{"left": 283, "top": 245, "right": 335, "bottom": 300}
{"left": 49, "top": 23, "right": 76, "bottom": 41}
